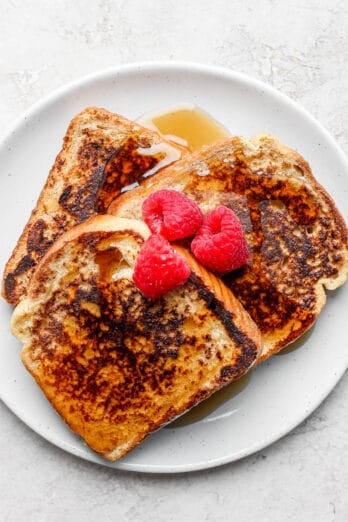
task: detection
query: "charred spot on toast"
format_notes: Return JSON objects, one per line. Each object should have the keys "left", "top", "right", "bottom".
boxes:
{"left": 3, "top": 255, "right": 36, "bottom": 303}
{"left": 58, "top": 166, "right": 105, "bottom": 222}
{"left": 3, "top": 220, "right": 54, "bottom": 302}
{"left": 3, "top": 273, "right": 16, "bottom": 301}
{"left": 96, "top": 137, "right": 161, "bottom": 213}
{"left": 57, "top": 138, "right": 110, "bottom": 221}
{"left": 189, "top": 273, "right": 259, "bottom": 378}
{"left": 57, "top": 137, "right": 173, "bottom": 220}
{"left": 13, "top": 254, "right": 36, "bottom": 275}
{"left": 27, "top": 219, "right": 55, "bottom": 257}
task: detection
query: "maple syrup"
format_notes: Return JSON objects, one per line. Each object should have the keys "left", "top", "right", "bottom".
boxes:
{"left": 276, "top": 324, "right": 316, "bottom": 356}
{"left": 138, "top": 103, "right": 230, "bottom": 151}
{"left": 166, "top": 373, "right": 251, "bottom": 428}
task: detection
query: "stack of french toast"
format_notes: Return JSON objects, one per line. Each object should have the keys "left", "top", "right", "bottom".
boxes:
{"left": 3, "top": 107, "right": 348, "bottom": 461}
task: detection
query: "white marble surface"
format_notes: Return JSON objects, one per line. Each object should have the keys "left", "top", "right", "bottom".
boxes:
{"left": 1, "top": 1, "right": 347, "bottom": 520}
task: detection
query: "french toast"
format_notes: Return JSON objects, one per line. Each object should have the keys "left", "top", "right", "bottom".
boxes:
{"left": 109, "top": 133, "right": 348, "bottom": 361}
{"left": 2, "top": 107, "right": 184, "bottom": 306}
{"left": 11, "top": 215, "right": 262, "bottom": 461}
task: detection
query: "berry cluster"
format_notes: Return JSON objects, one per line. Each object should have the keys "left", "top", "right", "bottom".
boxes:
{"left": 133, "top": 189, "right": 249, "bottom": 298}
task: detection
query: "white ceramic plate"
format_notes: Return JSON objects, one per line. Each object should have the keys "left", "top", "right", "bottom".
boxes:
{"left": 0, "top": 62, "right": 347, "bottom": 473}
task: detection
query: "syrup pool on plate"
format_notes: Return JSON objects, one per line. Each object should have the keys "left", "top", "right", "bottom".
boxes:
{"left": 138, "top": 103, "right": 230, "bottom": 151}
{"left": 167, "top": 373, "right": 251, "bottom": 428}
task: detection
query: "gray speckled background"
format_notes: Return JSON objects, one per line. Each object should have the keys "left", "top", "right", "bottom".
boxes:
{"left": 1, "top": 1, "right": 347, "bottom": 520}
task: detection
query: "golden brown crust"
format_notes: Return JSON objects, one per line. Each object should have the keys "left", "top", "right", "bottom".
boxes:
{"left": 2, "top": 107, "right": 183, "bottom": 305}
{"left": 11, "top": 215, "right": 261, "bottom": 461}
{"left": 109, "top": 133, "right": 348, "bottom": 360}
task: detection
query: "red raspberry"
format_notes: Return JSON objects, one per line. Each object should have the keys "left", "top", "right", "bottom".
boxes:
{"left": 191, "top": 206, "right": 249, "bottom": 274}
{"left": 142, "top": 189, "right": 203, "bottom": 241}
{"left": 133, "top": 234, "right": 190, "bottom": 298}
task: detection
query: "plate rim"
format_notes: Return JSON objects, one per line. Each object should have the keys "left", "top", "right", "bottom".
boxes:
{"left": 1, "top": 60, "right": 347, "bottom": 473}
{"left": 1, "top": 60, "right": 348, "bottom": 167}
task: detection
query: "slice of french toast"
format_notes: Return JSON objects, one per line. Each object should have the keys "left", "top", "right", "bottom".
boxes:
{"left": 2, "top": 107, "right": 183, "bottom": 306}
{"left": 11, "top": 215, "right": 262, "bottom": 461}
{"left": 108, "top": 134, "right": 348, "bottom": 361}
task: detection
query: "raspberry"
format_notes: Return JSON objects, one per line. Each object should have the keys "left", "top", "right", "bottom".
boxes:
{"left": 133, "top": 234, "right": 190, "bottom": 298}
{"left": 191, "top": 206, "right": 249, "bottom": 274}
{"left": 142, "top": 189, "right": 203, "bottom": 241}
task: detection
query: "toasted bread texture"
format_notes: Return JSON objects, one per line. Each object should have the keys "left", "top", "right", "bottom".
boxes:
{"left": 109, "top": 134, "right": 348, "bottom": 361}
{"left": 11, "top": 215, "right": 261, "bottom": 461}
{"left": 2, "top": 107, "right": 183, "bottom": 306}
